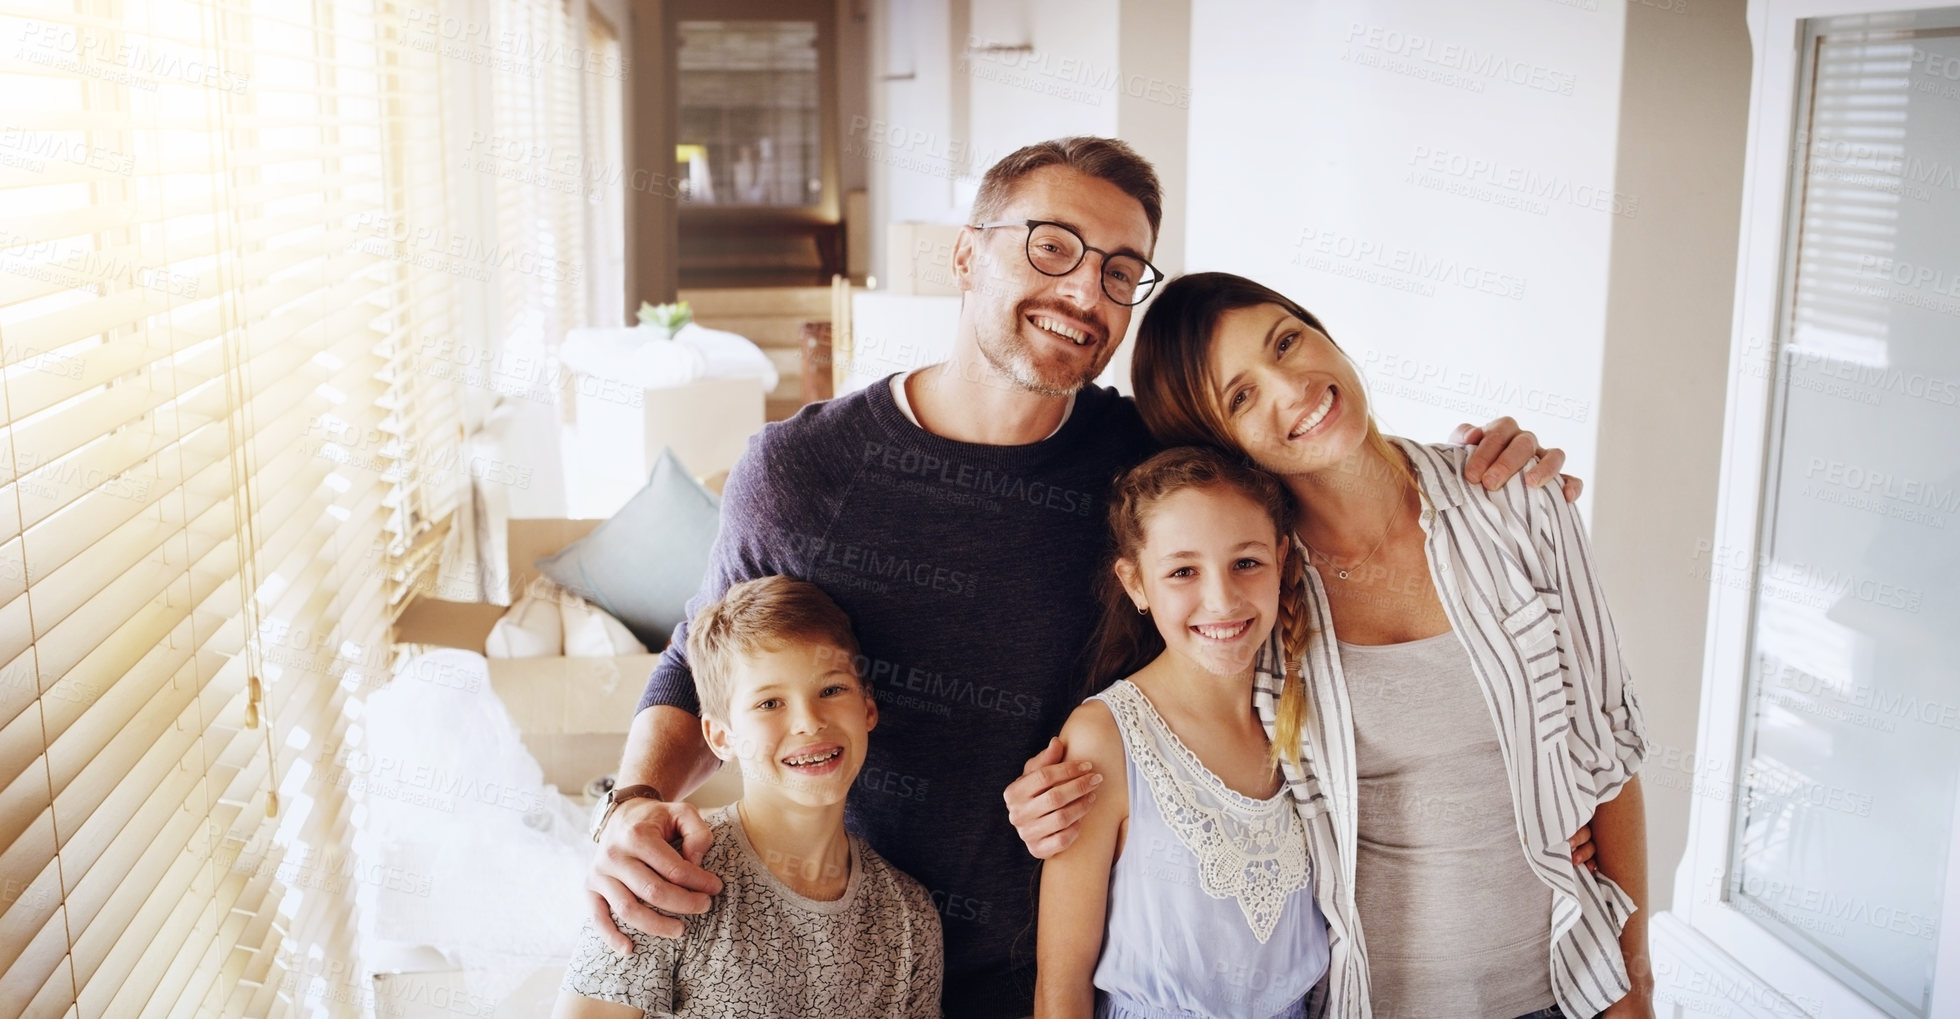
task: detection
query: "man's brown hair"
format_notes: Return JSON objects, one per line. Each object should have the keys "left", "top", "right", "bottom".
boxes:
{"left": 971, "top": 137, "right": 1163, "bottom": 244}
{"left": 685, "top": 575, "right": 863, "bottom": 720}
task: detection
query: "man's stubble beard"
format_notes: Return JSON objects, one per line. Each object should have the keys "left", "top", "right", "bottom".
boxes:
{"left": 973, "top": 306, "right": 1114, "bottom": 398}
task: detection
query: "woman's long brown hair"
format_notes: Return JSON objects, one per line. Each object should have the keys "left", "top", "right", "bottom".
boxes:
{"left": 1119, "top": 272, "right": 1420, "bottom": 768}
{"left": 1083, "top": 446, "right": 1311, "bottom": 769}
{"left": 1131, "top": 272, "right": 1417, "bottom": 496}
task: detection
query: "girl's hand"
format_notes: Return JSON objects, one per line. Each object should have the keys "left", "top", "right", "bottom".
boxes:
{"left": 1570, "top": 824, "right": 1599, "bottom": 872}
{"left": 1005, "top": 737, "right": 1104, "bottom": 859}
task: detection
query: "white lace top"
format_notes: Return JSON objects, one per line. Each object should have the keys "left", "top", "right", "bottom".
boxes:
{"left": 1087, "top": 680, "right": 1327, "bottom": 1019}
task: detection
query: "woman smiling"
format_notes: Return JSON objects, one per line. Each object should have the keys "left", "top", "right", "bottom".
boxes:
{"left": 1017, "top": 270, "right": 1653, "bottom": 1019}
{"left": 1128, "top": 272, "right": 1652, "bottom": 1019}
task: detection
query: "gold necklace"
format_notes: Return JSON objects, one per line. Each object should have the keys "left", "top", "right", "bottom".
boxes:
{"left": 1300, "top": 490, "right": 1401, "bottom": 581}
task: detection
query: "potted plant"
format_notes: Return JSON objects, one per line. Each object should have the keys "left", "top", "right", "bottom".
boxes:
{"left": 636, "top": 300, "right": 692, "bottom": 341}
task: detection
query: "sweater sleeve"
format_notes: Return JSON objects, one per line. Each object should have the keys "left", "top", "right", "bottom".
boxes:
{"left": 638, "top": 430, "right": 796, "bottom": 715}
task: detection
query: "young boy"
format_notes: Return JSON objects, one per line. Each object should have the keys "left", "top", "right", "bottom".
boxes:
{"left": 555, "top": 576, "right": 944, "bottom": 1018}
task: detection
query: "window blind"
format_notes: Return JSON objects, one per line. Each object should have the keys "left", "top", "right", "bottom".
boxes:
{"left": 488, "top": 0, "right": 589, "bottom": 353}
{"left": 581, "top": 8, "right": 624, "bottom": 327}
{"left": 0, "top": 0, "right": 465, "bottom": 1013}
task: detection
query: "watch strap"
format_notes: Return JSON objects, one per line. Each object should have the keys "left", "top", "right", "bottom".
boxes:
{"left": 591, "top": 784, "right": 665, "bottom": 843}
{"left": 612, "top": 784, "right": 663, "bottom": 806}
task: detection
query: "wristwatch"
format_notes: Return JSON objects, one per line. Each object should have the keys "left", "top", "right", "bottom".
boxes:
{"left": 589, "top": 784, "right": 664, "bottom": 843}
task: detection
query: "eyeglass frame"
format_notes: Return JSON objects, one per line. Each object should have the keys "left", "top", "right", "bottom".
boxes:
{"left": 968, "top": 219, "right": 1165, "bottom": 307}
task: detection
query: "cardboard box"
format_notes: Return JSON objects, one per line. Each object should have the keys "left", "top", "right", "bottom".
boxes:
{"left": 564, "top": 374, "right": 765, "bottom": 518}
{"left": 377, "top": 520, "right": 742, "bottom": 1016}
{"left": 884, "top": 220, "right": 962, "bottom": 296}
{"left": 394, "top": 517, "right": 658, "bottom": 796}
{"left": 391, "top": 517, "right": 743, "bottom": 805}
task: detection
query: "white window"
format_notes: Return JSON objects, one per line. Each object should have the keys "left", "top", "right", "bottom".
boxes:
{"left": 1678, "top": 5, "right": 1960, "bottom": 1018}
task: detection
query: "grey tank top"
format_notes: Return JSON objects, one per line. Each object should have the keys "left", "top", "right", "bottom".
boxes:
{"left": 1339, "top": 630, "right": 1556, "bottom": 1018}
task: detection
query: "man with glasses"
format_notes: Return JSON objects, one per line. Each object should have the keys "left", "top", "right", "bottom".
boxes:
{"left": 581, "top": 137, "right": 1572, "bottom": 1018}
{"left": 973, "top": 218, "right": 1163, "bottom": 308}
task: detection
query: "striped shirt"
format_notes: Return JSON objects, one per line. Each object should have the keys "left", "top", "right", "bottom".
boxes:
{"left": 1253, "top": 438, "right": 1649, "bottom": 1019}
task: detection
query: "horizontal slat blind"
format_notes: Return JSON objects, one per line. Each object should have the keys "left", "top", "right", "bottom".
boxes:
{"left": 582, "top": 9, "right": 625, "bottom": 327}
{"left": 490, "top": 0, "right": 588, "bottom": 356}
{"left": 0, "top": 0, "right": 465, "bottom": 1010}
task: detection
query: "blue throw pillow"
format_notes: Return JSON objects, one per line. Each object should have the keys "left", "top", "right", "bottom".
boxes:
{"left": 535, "top": 448, "right": 721, "bottom": 649}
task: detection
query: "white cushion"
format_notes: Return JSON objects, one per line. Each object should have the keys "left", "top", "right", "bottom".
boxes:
{"left": 484, "top": 591, "right": 564, "bottom": 658}
{"left": 561, "top": 594, "right": 649, "bottom": 657}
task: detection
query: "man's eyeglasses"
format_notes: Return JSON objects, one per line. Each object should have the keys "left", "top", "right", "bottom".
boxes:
{"left": 969, "top": 219, "right": 1164, "bottom": 307}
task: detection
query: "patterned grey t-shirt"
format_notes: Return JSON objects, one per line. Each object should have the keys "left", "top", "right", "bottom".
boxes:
{"left": 562, "top": 804, "right": 944, "bottom": 1017}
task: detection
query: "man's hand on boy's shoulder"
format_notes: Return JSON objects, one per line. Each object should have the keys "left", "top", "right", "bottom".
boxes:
{"left": 1451, "top": 416, "right": 1583, "bottom": 503}
{"left": 585, "top": 797, "right": 724, "bottom": 953}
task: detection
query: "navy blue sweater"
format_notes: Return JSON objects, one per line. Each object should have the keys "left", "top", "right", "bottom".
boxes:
{"left": 641, "top": 376, "right": 1158, "bottom": 1018}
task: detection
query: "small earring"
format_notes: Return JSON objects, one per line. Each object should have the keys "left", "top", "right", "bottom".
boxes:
{"left": 1136, "top": 604, "right": 1149, "bottom": 615}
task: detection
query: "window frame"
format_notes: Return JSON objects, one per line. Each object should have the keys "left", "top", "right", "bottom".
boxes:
{"left": 1677, "top": 4, "right": 1960, "bottom": 1019}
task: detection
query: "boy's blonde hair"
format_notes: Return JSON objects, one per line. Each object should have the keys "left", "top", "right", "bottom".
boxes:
{"left": 686, "top": 575, "right": 863, "bottom": 720}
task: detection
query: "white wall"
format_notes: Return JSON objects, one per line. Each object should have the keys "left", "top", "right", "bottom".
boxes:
{"left": 859, "top": 0, "right": 1193, "bottom": 387}
{"left": 1101, "top": 0, "right": 1193, "bottom": 395}
{"left": 1185, "top": 0, "right": 1629, "bottom": 488}
{"left": 864, "top": 0, "right": 963, "bottom": 285}
{"left": 961, "top": 0, "right": 1121, "bottom": 214}
{"left": 864, "top": 0, "right": 1146, "bottom": 291}
{"left": 1592, "top": 0, "right": 1748, "bottom": 920}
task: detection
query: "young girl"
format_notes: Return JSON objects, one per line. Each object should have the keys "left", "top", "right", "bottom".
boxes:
{"left": 1034, "top": 446, "right": 1327, "bottom": 1019}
